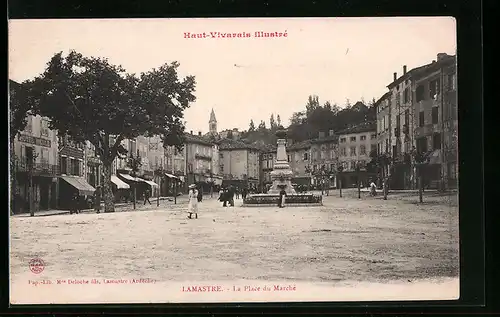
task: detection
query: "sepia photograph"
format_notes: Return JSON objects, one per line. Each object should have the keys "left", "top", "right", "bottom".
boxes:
{"left": 8, "top": 17, "right": 459, "bottom": 304}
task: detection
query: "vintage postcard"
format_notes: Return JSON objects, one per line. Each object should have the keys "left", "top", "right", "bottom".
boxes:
{"left": 8, "top": 17, "right": 459, "bottom": 304}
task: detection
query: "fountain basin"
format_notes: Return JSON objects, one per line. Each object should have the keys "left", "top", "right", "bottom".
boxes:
{"left": 242, "top": 193, "right": 323, "bottom": 207}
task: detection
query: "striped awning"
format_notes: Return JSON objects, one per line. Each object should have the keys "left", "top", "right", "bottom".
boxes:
{"left": 111, "top": 175, "right": 130, "bottom": 189}
{"left": 60, "top": 176, "right": 96, "bottom": 196}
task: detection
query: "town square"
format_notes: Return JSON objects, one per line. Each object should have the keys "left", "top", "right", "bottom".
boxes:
{"left": 8, "top": 18, "right": 458, "bottom": 303}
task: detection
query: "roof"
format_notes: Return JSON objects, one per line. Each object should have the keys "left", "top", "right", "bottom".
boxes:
{"left": 387, "top": 54, "right": 456, "bottom": 89}
{"left": 209, "top": 108, "right": 217, "bottom": 122}
{"left": 337, "top": 121, "right": 376, "bottom": 136}
{"left": 373, "top": 91, "right": 392, "bottom": 107}
{"left": 258, "top": 143, "right": 277, "bottom": 153}
{"left": 184, "top": 133, "right": 213, "bottom": 146}
{"left": 219, "top": 139, "right": 261, "bottom": 151}
{"left": 287, "top": 140, "right": 312, "bottom": 151}
{"left": 311, "top": 134, "right": 338, "bottom": 144}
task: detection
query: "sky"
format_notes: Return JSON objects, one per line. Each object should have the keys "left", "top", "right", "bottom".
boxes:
{"left": 9, "top": 17, "right": 456, "bottom": 134}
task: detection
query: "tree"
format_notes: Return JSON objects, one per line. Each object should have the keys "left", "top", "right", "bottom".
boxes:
{"left": 9, "top": 80, "right": 33, "bottom": 215}
{"left": 226, "top": 130, "right": 233, "bottom": 140}
{"left": 269, "top": 114, "right": 276, "bottom": 130}
{"left": 23, "top": 51, "right": 196, "bottom": 212}
{"left": 248, "top": 119, "right": 255, "bottom": 132}
{"left": 258, "top": 120, "right": 266, "bottom": 131}
{"left": 306, "top": 95, "right": 320, "bottom": 115}
{"left": 276, "top": 114, "right": 281, "bottom": 127}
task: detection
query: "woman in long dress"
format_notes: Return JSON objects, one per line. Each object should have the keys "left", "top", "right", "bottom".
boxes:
{"left": 187, "top": 184, "right": 199, "bottom": 219}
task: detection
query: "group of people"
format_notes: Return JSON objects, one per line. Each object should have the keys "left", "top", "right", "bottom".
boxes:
{"left": 217, "top": 186, "right": 248, "bottom": 207}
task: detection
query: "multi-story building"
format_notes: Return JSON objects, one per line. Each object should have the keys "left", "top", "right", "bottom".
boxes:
{"left": 210, "top": 143, "right": 223, "bottom": 187}
{"left": 309, "top": 130, "right": 338, "bottom": 187}
{"left": 219, "top": 140, "right": 260, "bottom": 188}
{"left": 84, "top": 141, "right": 102, "bottom": 188}
{"left": 13, "top": 113, "right": 60, "bottom": 212}
{"left": 337, "top": 122, "right": 377, "bottom": 188}
{"left": 184, "top": 131, "right": 215, "bottom": 190}
{"left": 259, "top": 144, "right": 277, "bottom": 188}
{"left": 375, "top": 91, "right": 393, "bottom": 156}
{"left": 412, "top": 53, "right": 457, "bottom": 189}
{"left": 287, "top": 140, "right": 312, "bottom": 187}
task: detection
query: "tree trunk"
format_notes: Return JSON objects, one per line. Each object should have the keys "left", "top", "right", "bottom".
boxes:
{"left": 383, "top": 177, "right": 387, "bottom": 200}
{"left": 339, "top": 176, "right": 342, "bottom": 198}
{"left": 102, "top": 162, "right": 115, "bottom": 212}
{"left": 418, "top": 167, "right": 423, "bottom": 203}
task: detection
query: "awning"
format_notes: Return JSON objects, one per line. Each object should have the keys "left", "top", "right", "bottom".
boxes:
{"left": 164, "top": 173, "right": 179, "bottom": 179}
{"left": 111, "top": 175, "right": 130, "bottom": 189}
{"left": 214, "top": 178, "right": 223, "bottom": 186}
{"left": 60, "top": 176, "right": 96, "bottom": 196}
{"left": 141, "top": 179, "right": 159, "bottom": 187}
{"left": 119, "top": 173, "right": 141, "bottom": 182}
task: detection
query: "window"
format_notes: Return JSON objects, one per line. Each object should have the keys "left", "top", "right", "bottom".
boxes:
{"left": 350, "top": 146, "right": 356, "bottom": 156}
{"left": 303, "top": 152, "right": 308, "bottom": 160}
{"left": 350, "top": 161, "right": 356, "bottom": 170}
{"left": 416, "top": 85, "right": 425, "bottom": 102}
{"left": 360, "top": 145, "right": 366, "bottom": 155}
{"left": 330, "top": 163, "right": 335, "bottom": 171}
{"left": 313, "top": 165, "right": 317, "bottom": 172}
{"left": 340, "top": 138, "right": 346, "bottom": 143}
{"left": 72, "top": 159, "right": 80, "bottom": 176}
{"left": 60, "top": 156, "right": 68, "bottom": 174}
{"left": 350, "top": 136, "right": 356, "bottom": 142}
{"left": 360, "top": 135, "right": 366, "bottom": 141}
{"left": 404, "top": 87, "right": 410, "bottom": 103}
{"left": 371, "top": 134, "right": 377, "bottom": 140}
{"left": 416, "top": 137, "right": 428, "bottom": 153}
{"left": 432, "top": 107, "right": 439, "bottom": 124}
{"left": 25, "top": 116, "right": 33, "bottom": 133}
{"left": 340, "top": 147, "right": 346, "bottom": 156}
{"left": 40, "top": 119, "right": 49, "bottom": 137}
{"left": 432, "top": 133, "right": 441, "bottom": 150}
{"left": 41, "top": 148, "right": 49, "bottom": 164}
{"left": 287, "top": 155, "right": 290, "bottom": 162}
{"left": 320, "top": 151, "right": 324, "bottom": 160}
{"left": 330, "top": 149, "right": 335, "bottom": 159}
{"left": 385, "top": 139, "right": 389, "bottom": 153}
{"left": 429, "top": 79, "right": 440, "bottom": 99}
{"left": 404, "top": 109, "right": 410, "bottom": 126}
{"left": 419, "top": 111, "right": 425, "bottom": 127}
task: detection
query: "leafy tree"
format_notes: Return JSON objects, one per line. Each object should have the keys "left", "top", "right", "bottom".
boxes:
{"left": 248, "top": 119, "right": 255, "bottom": 132}
{"left": 258, "top": 120, "right": 266, "bottom": 131}
{"left": 23, "top": 50, "right": 196, "bottom": 212}
{"left": 226, "top": 130, "right": 233, "bottom": 140}
{"left": 9, "top": 80, "right": 33, "bottom": 214}
{"left": 276, "top": 114, "right": 281, "bottom": 127}
{"left": 306, "top": 95, "right": 320, "bottom": 115}
{"left": 269, "top": 114, "right": 276, "bottom": 130}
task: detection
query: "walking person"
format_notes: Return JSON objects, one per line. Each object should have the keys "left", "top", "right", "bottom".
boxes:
{"left": 229, "top": 186, "right": 235, "bottom": 207}
{"left": 278, "top": 187, "right": 287, "bottom": 208}
{"left": 94, "top": 186, "right": 102, "bottom": 214}
{"left": 235, "top": 187, "right": 240, "bottom": 199}
{"left": 143, "top": 188, "right": 151, "bottom": 205}
{"left": 70, "top": 192, "right": 80, "bottom": 214}
{"left": 220, "top": 188, "right": 228, "bottom": 207}
{"left": 187, "top": 184, "right": 198, "bottom": 219}
{"left": 370, "top": 180, "right": 377, "bottom": 196}
{"left": 242, "top": 187, "right": 248, "bottom": 201}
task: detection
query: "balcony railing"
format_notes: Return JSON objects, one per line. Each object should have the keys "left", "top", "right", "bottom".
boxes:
{"left": 15, "top": 160, "right": 60, "bottom": 176}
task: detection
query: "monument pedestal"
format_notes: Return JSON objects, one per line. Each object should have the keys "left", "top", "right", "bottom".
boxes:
{"left": 268, "top": 139, "right": 296, "bottom": 194}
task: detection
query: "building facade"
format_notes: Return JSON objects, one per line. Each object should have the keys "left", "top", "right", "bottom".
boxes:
{"left": 259, "top": 145, "right": 277, "bottom": 188}
{"left": 13, "top": 114, "right": 60, "bottom": 212}
{"left": 219, "top": 140, "right": 260, "bottom": 188}
{"left": 184, "top": 132, "right": 214, "bottom": 190}
{"left": 287, "top": 140, "right": 312, "bottom": 187}
{"left": 376, "top": 91, "right": 393, "bottom": 156}
{"left": 337, "top": 122, "right": 377, "bottom": 188}
{"left": 309, "top": 131, "right": 338, "bottom": 188}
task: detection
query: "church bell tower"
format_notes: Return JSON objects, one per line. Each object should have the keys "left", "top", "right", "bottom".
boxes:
{"left": 209, "top": 108, "right": 217, "bottom": 135}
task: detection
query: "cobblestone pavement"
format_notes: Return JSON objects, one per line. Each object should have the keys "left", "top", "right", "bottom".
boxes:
{"left": 10, "top": 191, "right": 459, "bottom": 288}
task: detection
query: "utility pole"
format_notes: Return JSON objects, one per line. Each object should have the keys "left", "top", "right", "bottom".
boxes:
{"left": 337, "top": 165, "right": 343, "bottom": 198}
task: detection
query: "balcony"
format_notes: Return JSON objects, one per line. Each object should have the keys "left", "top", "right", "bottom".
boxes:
{"left": 15, "top": 160, "right": 60, "bottom": 176}
{"left": 195, "top": 154, "right": 212, "bottom": 161}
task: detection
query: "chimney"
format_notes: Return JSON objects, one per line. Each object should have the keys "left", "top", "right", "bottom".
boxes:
{"left": 393, "top": 72, "right": 397, "bottom": 81}
{"left": 329, "top": 129, "right": 334, "bottom": 137}
{"left": 198, "top": 131, "right": 202, "bottom": 136}
{"left": 403, "top": 65, "right": 407, "bottom": 74}
{"left": 437, "top": 53, "right": 448, "bottom": 61}
{"left": 190, "top": 130, "right": 193, "bottom": 135}
{"left": 319, "top": 131, "right": 325, "bottom": 139}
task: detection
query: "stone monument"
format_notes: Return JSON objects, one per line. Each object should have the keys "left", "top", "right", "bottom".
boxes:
{"left": 268, "top": 130, "right": 296, "bottom": 194}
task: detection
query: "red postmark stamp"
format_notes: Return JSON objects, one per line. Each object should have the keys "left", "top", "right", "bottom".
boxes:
{"left": 29, "top": 258, "right": 45, "bottom": 274}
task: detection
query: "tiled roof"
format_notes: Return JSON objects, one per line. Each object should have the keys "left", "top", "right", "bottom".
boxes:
{"left": 184, "top": 133, "right": 213, "bottom": 146}
{"left": 311, "top": 134, "right": 338, "bottom": 144}
{"left": 337, "top": 121, "right": 376, "bottom": 135}
{"left": 287, "top": 140, "right": 312, "bottom": 151}
{"left": 219, "top": 139, "right": 261, "bottom": 151}
{"left": 374, "top": 91, "right": 392, "bottom": 107}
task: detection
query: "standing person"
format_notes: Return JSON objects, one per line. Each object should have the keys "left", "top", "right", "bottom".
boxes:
{"left": 197, "top": 184, "right": 203, "bottom": 202}
{"left": 242, "top": 187, "right": 248, "bottom": 201}
{"left": 187, "top": 184, "right": 198, "bottom": 219}
{"left": 370, "top": 180, "right": 377, "bottom": 196}
{"left": 278, "top": 187, "right": 287, "bottom": 208}
{"left": 143, "top": 188, "right": 151, "bottom": 205}
{"left": 229, "top": 186, "right": 235, "bottom": 207}
{"left": 94, "top": 186, "right": 102, "bottom": 214}
{"left": 219, "top": 187, "right": 227, "bottom": 207}
{"left": 70, "top": 192, "right": 80, "bottom": 214}
{"left": 235, "top": 187, "right": 240, "bottom": 199}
